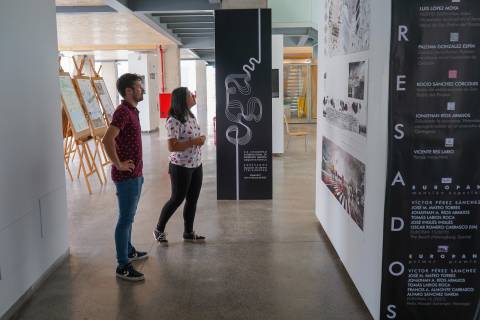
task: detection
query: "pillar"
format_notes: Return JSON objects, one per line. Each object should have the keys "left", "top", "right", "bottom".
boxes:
{"left": 159, "top": 45, "right": 181, "bottom": 93}
{"left": 128, "top": 52, "right": 160, "bottom": 132}
{"left": 158, "top": 45, "right": 181, "bottom": 138}
{"left": 0, "top": 0, "right": 68, "bottom": 318}
{"left": 272, "top": 35, "right": 284, "bottom": 154}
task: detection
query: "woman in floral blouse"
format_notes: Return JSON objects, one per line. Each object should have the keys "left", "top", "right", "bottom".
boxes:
{"left": 154, "top": 87, "right": 206, "bottom": 244}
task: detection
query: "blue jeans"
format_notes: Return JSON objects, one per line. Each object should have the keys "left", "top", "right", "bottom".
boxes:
{"left": 114, "top": 176, "right": 144, "bottom": 267}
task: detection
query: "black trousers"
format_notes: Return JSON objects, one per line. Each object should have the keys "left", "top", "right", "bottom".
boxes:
{"left": 157, "top": 163, "right": 203, "bottom": 233}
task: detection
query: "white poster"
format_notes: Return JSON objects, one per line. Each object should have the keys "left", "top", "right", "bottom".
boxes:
{"left": 93, "top": 79, "right": 116, "bottom": 121}
{"left": 59, "top": 75, "right": 89, "bottom": 133}
{"left": 76, "top": 78, "right": 105, "bottom": 129}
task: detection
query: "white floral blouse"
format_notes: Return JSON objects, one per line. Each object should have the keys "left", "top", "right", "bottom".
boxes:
{"left": 166, "top": 116, "right": 202, "bottom": 168}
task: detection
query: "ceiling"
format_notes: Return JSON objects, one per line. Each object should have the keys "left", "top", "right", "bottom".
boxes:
{"left": 56, "top": 0, "right": 318, "bottom": 63}
{"left": 56, "top": 0, "right": 105, "bottom": 5}
{"left": 57, "top": 13, "right": 174, "bottom": 51}
{"left": 62, "top": 50, "right": 131, "bottom": 61}
{"left": 149, "top": 12, "right": 215, "bottom": 63}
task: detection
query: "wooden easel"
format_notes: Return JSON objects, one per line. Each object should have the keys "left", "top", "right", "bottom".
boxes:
{"left": 62, "top": 109, "right": 74, "bottom": 181}
{"left": 72, "top": 56, "right": 110, "bottom": 184}
{"left": 84, "top": 58, "right": 115, "bottom": 182}
{"left": 59, "top": 64, "right": 104, "bottom": 194}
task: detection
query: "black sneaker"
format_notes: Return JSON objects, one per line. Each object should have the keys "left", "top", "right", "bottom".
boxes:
{"left": 183, "top": 231, "right": 206, "bottom": 242}
{"left": 116, "top": 264, "right": 145, "bottom": 282}
{"left": 153, "top": 229, "right": 168, "bottom": 244}
{"left": 128, "top": 248, "right": 148, "bottom": 262}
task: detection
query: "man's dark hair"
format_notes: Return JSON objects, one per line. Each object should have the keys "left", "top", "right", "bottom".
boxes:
{"left": 169, "top": 87, "right": 194, "bottom": 123}
{"left": 116, "top": 73, "right": 143, "bottom": 98}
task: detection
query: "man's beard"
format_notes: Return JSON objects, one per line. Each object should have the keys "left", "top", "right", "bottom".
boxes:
{"left": 134, "top": 94, "right": 144, "bottom": 103}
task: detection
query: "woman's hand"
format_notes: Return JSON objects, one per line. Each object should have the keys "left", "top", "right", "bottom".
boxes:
{"left": 193, "top": 135, "right": 206, "bottom": 146}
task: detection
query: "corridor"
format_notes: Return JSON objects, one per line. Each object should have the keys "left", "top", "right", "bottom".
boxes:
{"left": 15, "top": 126, "right": 371, "bottom": 320}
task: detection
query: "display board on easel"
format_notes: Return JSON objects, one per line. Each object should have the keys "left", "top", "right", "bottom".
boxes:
{"left": 73, "top": 56, "right": 111, "bottom": 184}
{"left": 59, "top": 72, "right": 90, "bottom": 140}
{"left": 87, "top": 58, "right": 116, "bottom": 125}
{"left": 59, "top": 69, "right": 103, "bottom": 193}
{"left": 93, "top": 78, "right": 116, "bottom": 124}
{"left": 73, "top": 75, "right": 107, "bottom": 137}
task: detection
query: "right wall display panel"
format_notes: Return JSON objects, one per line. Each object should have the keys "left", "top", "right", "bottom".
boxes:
{"left": 319, "top": 0, "right": 370, "bottom": 229}
{"left": 381, "top": 1, "right": 480, "bottom": 319}
{"left": 318, "top": 0, "right": 480, "bottom": 319}
{"left": 317, "top": 0, "right": 388, "bottom": 317}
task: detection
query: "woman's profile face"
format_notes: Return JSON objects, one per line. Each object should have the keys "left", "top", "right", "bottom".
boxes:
{"left": 186, "top": 90, "right": 196, "bottom": 109}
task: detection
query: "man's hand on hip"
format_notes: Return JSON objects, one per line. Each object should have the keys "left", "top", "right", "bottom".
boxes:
{"left": 116, "top": 160, "right": 135, "bottom": 172}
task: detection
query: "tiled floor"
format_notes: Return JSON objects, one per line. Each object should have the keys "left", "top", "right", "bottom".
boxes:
{"left": 14, "top": 124, "right": 372, "bottom": 320}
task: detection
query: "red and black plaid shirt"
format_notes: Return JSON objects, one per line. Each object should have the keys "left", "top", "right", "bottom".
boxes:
{"left": 110, "top": 100, "right": 143, "bottom": 182}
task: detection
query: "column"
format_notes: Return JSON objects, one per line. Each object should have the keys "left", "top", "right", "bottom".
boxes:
{"left": 158, "top": 45, "right": 181, "bottom": 138}
{"left": 160, "top": 45, "right": 181, "bottom": 93}
{"left": 128, "top": 53, "right": 160, "bottom": 132}
{"left": 272, "top": 35, "right": 284, "bottom": 154}
{"left": 0, "top": 0, "right": 68, "bottom": 318}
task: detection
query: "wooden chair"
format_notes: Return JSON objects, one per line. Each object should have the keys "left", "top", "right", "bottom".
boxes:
{"left": 284, "top": 114, "right": 308, "bottom": 151}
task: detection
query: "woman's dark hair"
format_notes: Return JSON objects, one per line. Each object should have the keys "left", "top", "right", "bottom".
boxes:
{"left": 169, "top": 87, "right": 194, "bottom": 123}
{"left": 116, "top": 73, "right": 143, "bottom": 98}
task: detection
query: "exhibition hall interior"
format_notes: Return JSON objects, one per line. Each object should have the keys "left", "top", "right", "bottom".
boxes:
{"left": 0, "top": 0, "right": 478, "bottom": 320}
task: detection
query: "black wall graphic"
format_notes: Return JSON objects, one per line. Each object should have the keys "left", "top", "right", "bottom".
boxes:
{"left": 382, "top": 1, "right": 480, "bottom": 319}
{"left": 215, "top": 9, "right": 272, "bottom": 200}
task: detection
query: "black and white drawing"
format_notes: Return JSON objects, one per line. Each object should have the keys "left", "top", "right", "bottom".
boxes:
{"left": 348, "top": 61, "right": 366, "bottom": 100}
{"left": 322, "top": 96, "right": 367, "bottom": 136}
{"left": 326, "top": 0, "right": 370, "bottom": 56}
{"left": 322, "top": 59, "right": 368, "bottom": 136}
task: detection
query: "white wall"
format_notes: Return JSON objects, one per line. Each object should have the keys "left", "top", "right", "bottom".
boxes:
{"left": 179, "top": 60, "right": 208, "bottom": 135}
{"left": 0, "top": 0, "right": 69, "bottom": 317}
{"left": 99, "top": 61, "right": 119, "bottom": 106}
{"left": 180, "top": 60, "right": 198, "bottom": 117}
{"left": 206, "top": 66, "right": 217, "bottom": 135}
{"left": 311, "top": 0, "right": 321, "bottom": 29}
{"left": 181, "top": 60, "right": 197, "bottom": 91}
{"left": 315, "top": 0, "right": 391, "bottom": 319}
{"left": 269, "top": 0, "right": 316, "bottom": 28}
{"left": 272, "top": 35, "right": 284, "bottom": 154}
{"left": 128, "top": 53, "right": 160, "bottom": 132}
{"left": 195, "top": 61, "right": 208, "bottom": 136}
